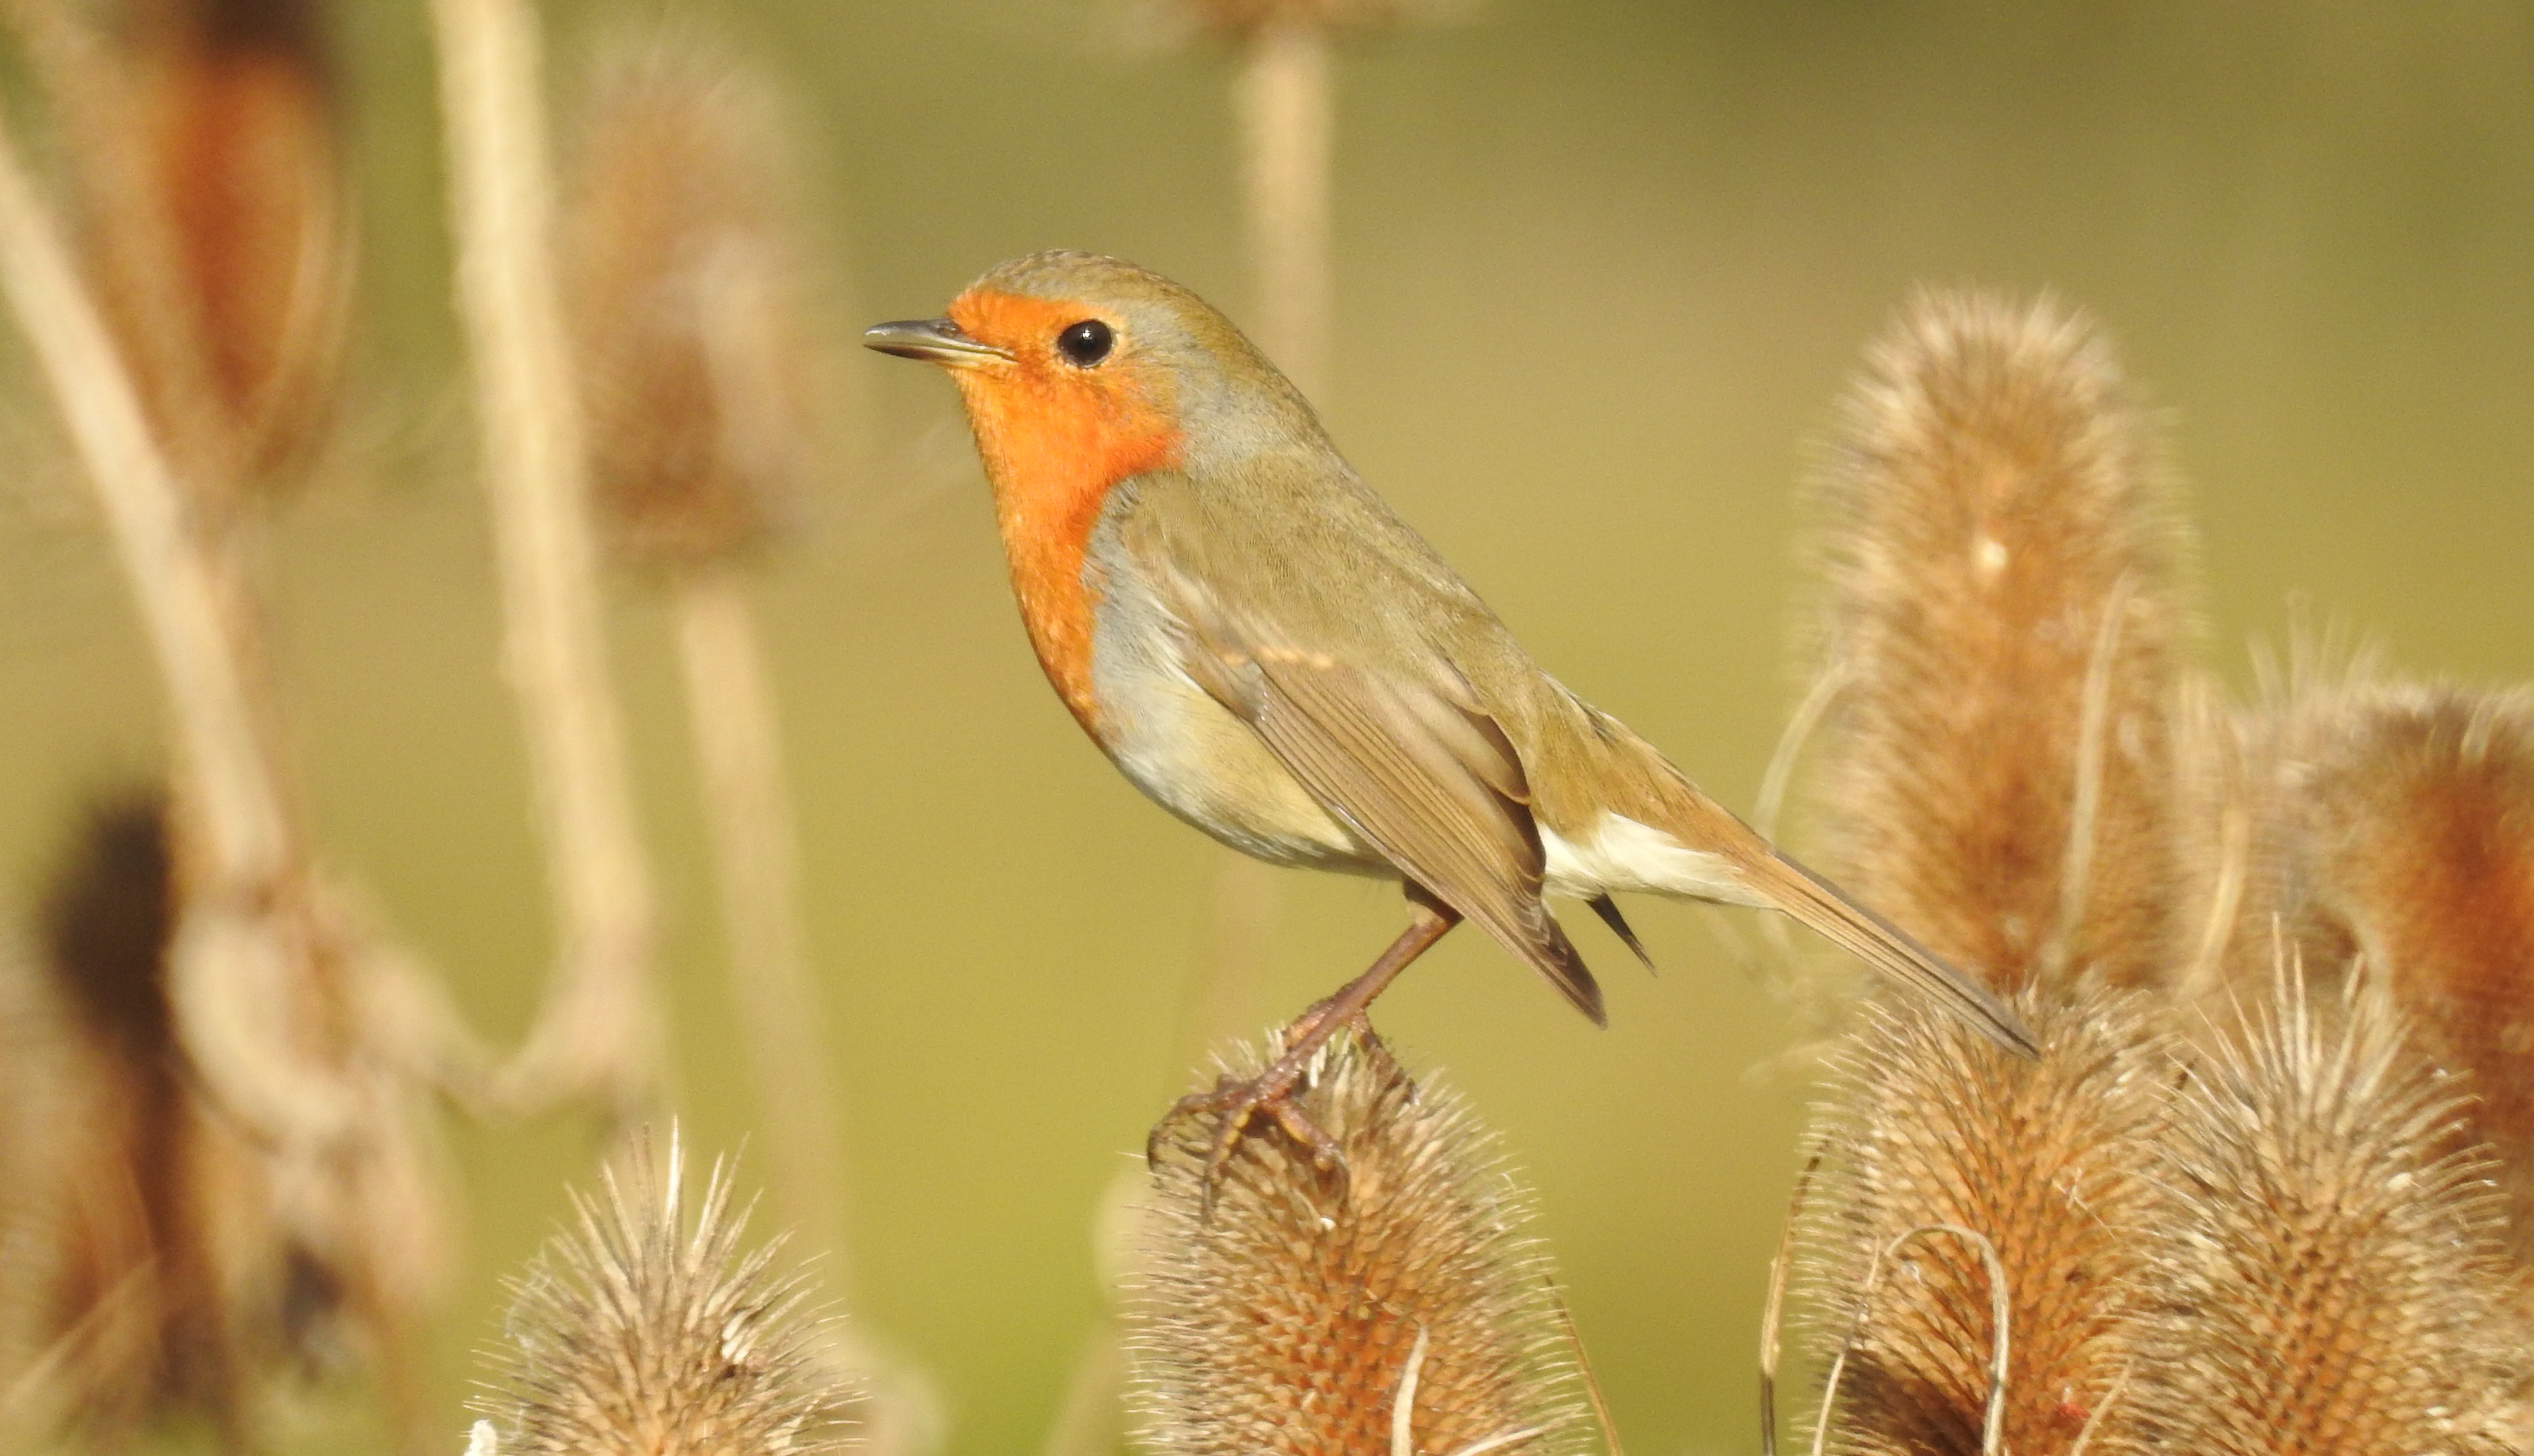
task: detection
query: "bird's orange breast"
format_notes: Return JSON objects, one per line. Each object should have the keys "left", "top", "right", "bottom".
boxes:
{"left": 945, "top": 289, "right": 1184, "bottom": 738}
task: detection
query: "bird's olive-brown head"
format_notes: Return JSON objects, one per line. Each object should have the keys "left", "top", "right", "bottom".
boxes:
{"left": 866, "top": 253, "right": 1327, "bottom": 732}
{"left": 864, "top": 250, "right": 1321, "bottom": 498}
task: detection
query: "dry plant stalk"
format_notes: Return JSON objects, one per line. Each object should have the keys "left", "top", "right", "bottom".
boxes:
{"left": 1803, "top": 993, "right": 2170, "bottom": 1456}
{"left": 430, "top": 0, "right": 660, "bottom": 1117}
{"left": 559, "top": 36, "right": 842, "bottom": 1250}
{"left": 1133, "top": 1031, "right": 1586, "bottom": 1456}
{"left": 0, "top": 53, "right": 462, "bottom": 1451}
{"left": 2261, "top": 683, "right": 2534, "bottom": 1254}
{"left": 0, "top": 46, "right": 290, "bottom": 982}
{"left": 2107, "top": 976, "right": 2527, "bottom": 1456}
{"left": 1809, "top": 290, "right": 2188, "bottom": 991}
{"left": 1233, "top": 16, "right": 1332, "bottom": 399}
{"left": 472, "top": 1134, "right": 855, "bottom": 1456}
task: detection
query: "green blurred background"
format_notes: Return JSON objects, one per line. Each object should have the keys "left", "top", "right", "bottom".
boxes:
{"left": 4, "top": 0, "right": 2533, "bottom": 1451}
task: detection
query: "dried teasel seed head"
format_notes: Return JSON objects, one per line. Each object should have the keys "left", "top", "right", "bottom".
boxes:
{"left": 59, "top": 0, "right": 351, "bottom": 501}
{"left": 475, "top": 1134, "right": 854, "bottom": 1456}
{"left": 1808, "top": 290, "right": 2191, "bottom": 994}
{"left": 2265, "top": 682, "right": 2534, "bottom": 1252}
{"left": 2108, "top": 974, "right": 2528, "bottom": 1456}
{"left": 1131, "top": 1031, "right": 1587, "bottom": 1456}
{"left": 0, "top": 786, "right": 278, "bottom": 1445}
{"left": 562, "top": 39, "right": 826, "bottom": 574}
{"left": 1802, "top": 989, "right": 2172, "bottom": 1456}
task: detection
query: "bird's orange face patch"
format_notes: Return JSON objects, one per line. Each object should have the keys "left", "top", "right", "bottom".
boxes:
{"left": 942, "top": 288, "right": 1184, "bottom": 738}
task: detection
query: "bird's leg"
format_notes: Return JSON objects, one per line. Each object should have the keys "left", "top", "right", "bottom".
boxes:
{"left": 1153, "top": 894, "right": 1461, "bottom": 1213}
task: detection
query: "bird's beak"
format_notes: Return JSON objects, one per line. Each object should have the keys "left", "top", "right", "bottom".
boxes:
{"left": 863, "top": 317, "right": 1012, "bottom": 367}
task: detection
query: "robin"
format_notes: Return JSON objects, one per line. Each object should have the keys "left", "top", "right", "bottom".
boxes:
{"left": 868, "top": 252, "right": 2034, "bottom": 1177}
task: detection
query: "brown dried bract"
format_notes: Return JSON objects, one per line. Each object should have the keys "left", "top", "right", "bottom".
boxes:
{"left": 0, "top": 790, "right": 286, "bottom": 1447}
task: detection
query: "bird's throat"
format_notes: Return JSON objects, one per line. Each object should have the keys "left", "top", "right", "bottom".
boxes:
{"left": 944, "top": 295, "right": 1183, "bottom": 738}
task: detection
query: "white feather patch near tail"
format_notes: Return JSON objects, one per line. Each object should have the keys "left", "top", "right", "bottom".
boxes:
{"left": 1542, "top": 812, "right": 1759, "bottom": 905}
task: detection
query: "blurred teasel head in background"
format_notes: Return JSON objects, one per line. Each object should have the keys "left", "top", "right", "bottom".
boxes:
{"left": 2251, "top": 682, "right": 2534, "bottom": 1256}
{"left": 1805, "top": 290, "right": 2191, "bottom": 996}
{"left": 560, "top": 35, "right": 830, "bottom": 577}
{"left": 0, "top": 788, "right": 285, "bottom": 1447}
{"left": 26, "top": 0, "right": 352, "bottom": 506}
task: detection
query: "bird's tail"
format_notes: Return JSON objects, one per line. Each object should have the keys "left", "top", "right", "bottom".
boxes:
{"left": 1609, "top": 747, "right": 2039, "bottom": 1057}
{"left": 1735, "top": 843, "right": 2039, "bottom": 1059}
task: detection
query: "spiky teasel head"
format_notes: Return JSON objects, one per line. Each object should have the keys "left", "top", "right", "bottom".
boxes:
{"left": 1802, "top": 989, "right": 2173, "bottom": 1456}
{"left": 2260, "top": 680, "right": 2534, "bottom": 1252}
{"left": 1131, "top": 1031, "right": 1588, "bottom": 1456}
{"left": 2106, "top": 972, "right": 2528, "bottom": 1455}
{"left": 46, "top": 0, "right": 350, "bottom": 503}
{"left": 1807, "top": 290, "right": 2191, "bottom": 994}
{"left": 561, "top": 37, "right": 825, "bottom": 575}
{"left": 474, "top": 1134, "right": 853, "bottom": 1455}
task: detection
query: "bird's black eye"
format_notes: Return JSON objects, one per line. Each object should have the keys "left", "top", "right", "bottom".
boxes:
{"left": 1055, "top": 319, "right": 1114, "bottom": 367}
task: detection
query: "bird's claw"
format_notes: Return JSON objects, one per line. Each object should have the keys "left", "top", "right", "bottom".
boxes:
{"left": 1147, "top": 1013, "right": 1359, "bottom": 1219}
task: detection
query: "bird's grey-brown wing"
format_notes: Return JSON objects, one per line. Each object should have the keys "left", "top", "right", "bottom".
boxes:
{"left": 1152, "top": 558, "right": 1605, "bottom": 1025}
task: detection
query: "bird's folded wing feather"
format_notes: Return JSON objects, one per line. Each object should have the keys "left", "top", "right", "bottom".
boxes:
{"left": 1156, "top": 563, "right": 1605, "bottom": 1024}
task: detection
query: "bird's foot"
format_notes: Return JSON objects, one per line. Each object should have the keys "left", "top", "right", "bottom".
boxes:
{"left": 1148, "top": 1000, "right": 1375, "bottom": 1217}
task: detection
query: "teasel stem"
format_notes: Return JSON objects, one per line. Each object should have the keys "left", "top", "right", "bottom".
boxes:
{"left": 1236, "top": 16, "right": 1332, "bottom": 398}
{"left": 670, "top": 567, "right": 842, "bottom": 1252}
{"left": 1758, "top": 1154, "right": 1821, "bottom": 1456}
{"left": 0, "top": 99, "right": 288, "bottom": 937}
{"left": 429, "top": 0, "right": 661, "bottom": 1118}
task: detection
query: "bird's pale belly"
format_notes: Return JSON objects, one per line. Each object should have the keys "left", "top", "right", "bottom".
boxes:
{"left": 1085, "top": 599, "right": 1386, "bottom": 877}
{"left": 1106, "top": 663, "right": 1387, "bottom": 874}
